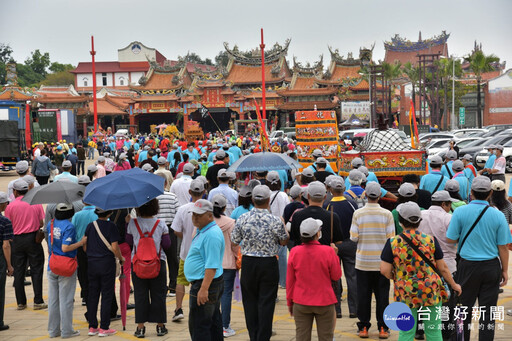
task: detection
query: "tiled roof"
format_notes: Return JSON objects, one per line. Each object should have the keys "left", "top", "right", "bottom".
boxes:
{"left": 135, "top": 72, "right": 185, "bottom": 91}
{"left": 0, "top": 87, "right": 34, "bottom": 101}
{"left": 244, "top": 91, "right": 281, "bottom": 99}
{"left": 86, "top": 98, "right": 127, "bottom": 115}
{"left": 226, "top": 63, "right": 287, "bottom": 84}
{"left": 71, "top": 61, "right": 149, "bottom": 74}
{"left": 331, "top": 65, "right": 361, "bottom": 81}
{"left": 293, "top": 77, "right": 316, "bottom": 89}
{"left": 277, "top": 88, "right": 337, "bottom": 96}
{"left": 136, "top": 94, "right": 179, "bottom": 101}
{"left": 35, "top": 95, "right": 88, "bottom": 104}
{"left": 384, "top": 44, "right": 448, "bottom": 65}
{"left": 349, "top": 79, "right": 369, "bottom": 90}
{"left": 277, "top": 101, "right": 337, "bottom": 110}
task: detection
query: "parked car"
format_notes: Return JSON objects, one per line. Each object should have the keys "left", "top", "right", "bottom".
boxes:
{"left": 339, "top": 128, "right": 375, "bottom": 144}
{"left": 483, "top": 124, "right": 512, "bottom": 131}
{"left": 451, "top": 128, "right": 488, "bottom": 138}
{"left": 473, "top": 134, "right": 512, "bottom": 169}
{"left": 426, "top": 138, "right": 452, "bottom": 156}
{"left": 418, "top": 132, "right": 455, "bottom": 143}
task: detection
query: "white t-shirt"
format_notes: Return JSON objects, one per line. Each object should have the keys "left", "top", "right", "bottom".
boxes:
{"left": 169, "top": 176, "right": 193, "bottom": 206}
{"left": 170, "top": 202, "right": 197, "bottom": 260}
{"left": 127, "top": 217, "right": 168, "bottom": 261}
{"left": 269, "top": 190, "right": 290, "bottom": 218}
{"left": 493, "top": 156, "right": 506, "bottom": 175}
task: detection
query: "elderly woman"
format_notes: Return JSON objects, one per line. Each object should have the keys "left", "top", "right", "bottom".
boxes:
{"left": 114, "top": 153, "right": 131, "bottom": 171}
{"left": 490, "top": 180, "right": 512, "bottom": 223}
{"left": 287, "top": 218, "right": 340, "bottom": 341}
{"left": 380, "top": 202, "right": 461, "bottom": 341}
{"left": 47, "top": 204, "right": 87, "bottom": 338}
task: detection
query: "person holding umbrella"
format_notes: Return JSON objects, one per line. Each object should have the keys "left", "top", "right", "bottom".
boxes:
{"left": 126, "top": 199, "right": 171, "bottom": 338}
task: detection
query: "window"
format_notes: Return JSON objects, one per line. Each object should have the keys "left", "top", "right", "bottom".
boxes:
{"left": 119, "top": 77, "right": 125, "bottom": 86}
{"left": 102, "top": 73, "right": 107, "bottom": 86}
{"left": 83, "top": 77, "right": 88, "bottom": 87}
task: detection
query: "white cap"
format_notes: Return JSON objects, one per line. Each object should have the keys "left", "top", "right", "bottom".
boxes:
{"left": 300, "top": 218, "right": 323, "bottom": 237}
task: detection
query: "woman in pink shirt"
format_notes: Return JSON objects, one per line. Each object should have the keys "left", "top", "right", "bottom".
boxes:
{"left": 113, "top": 153, "right": 131, "bottom": 172}
{"left": 287, "top": 218, "right": 341, "bottom": 341}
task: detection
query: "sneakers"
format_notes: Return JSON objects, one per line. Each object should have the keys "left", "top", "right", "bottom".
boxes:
{"left": 223, "top": 327, "right": 236, "bottom": 337}
{"left": 167, "top": 288, "right": 176, "bottom": 297}
{"left": 156, "top": 325, "right": 168, "bottom": 336}
{"left": 379, "top": 327, "right": 389, "bottom": 339}
{"left": 62, "top": 330, "right": 80, "bottom": 338}
{"left": 82, "top": 299, "right": 87, "bottom": 306}
{"left": 172, "top": 308, "right": 184, "bottom": 322}
{"left": 33, "top": 303, "right": 48, "bottom": 310}
{"left": 17, "top": 304, "right": 27, "bottom": 310}
{"left": 98, "top": 329, "right": 117, "bottom": 337}
{"left": 349, "top": 313, "right": 357, "bottom": 318}
{"left": 88, "top": 328, "right": 99, "bottom": 336}
{"left": 134, "top": 327, "right": 145, "bottom": 338}
{"left": 358, "top": 327, "right": 369, "bottom": 338}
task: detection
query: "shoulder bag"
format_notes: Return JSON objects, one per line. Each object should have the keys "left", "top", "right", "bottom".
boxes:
{"left": 93, "top": 221, "right": 121, "bottom": 277}
{"left": 400, "top": 233, "right": 449, "bottom": 303}
{"left": 432, "top": 173, "right": 445, "bottom": 193}
{"left": 455, "top": 205, "right": 489, "bottom": 262}
{"left": 48, "top": 220, "right": 77, "bottom": 277}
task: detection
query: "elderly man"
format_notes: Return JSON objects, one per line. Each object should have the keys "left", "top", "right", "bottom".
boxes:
{"left": 420, "top": 155, "right": 449, "bottom": 194}
{"left": 447, "top": 176, "right": 511, "bottom": 341}
{"left": 170, "top": 163, "right": 195, "bottom": 206}
{"left": 441, "top": 150, "right": 457, "bottom": 179}
{"left": 4, "top": 180, "right": 46, "bottom": 311}
{"left": 184, "top": 199, "right": 225, "bottom": 341}
{"left": 231, "top": 185, "right": 289, "bottom": 341}
{"left": 54, "top": 160, "right": 78, "bottom": 183}
{"left": 350, "top": 182, "right": 394, "bottom": 339}
{"left": 207, "top": 169, "right": 238, "bottom": 217}
{"left": 307, "top": 149, "right": 335, "bottom": 174}
{"left": 489, "top": 145, "right": 506, "bottom": 182}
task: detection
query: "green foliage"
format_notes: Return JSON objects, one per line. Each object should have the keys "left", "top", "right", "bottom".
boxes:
{"left": 381, "top": 61, "right": 402, "bottom": 81}
{"left": 25, "top": 50, "right": 50, "bottom": 77}
{"left": 215, "top": 50, "right": 230, "bottom": 67}
{"left": 49, "top": 62, "right": 74, "bottom": 73}
{"left": 0, "top": 43, "right": 15, "bottom": 85}
{"left": 464, "top": 50, "right": 500, "bottom": 79}
{"left": 178, "top": 52, "right": 214, "bottom": 66}
{"left": 40, "top": 70, "right": 75, "bottom": 86}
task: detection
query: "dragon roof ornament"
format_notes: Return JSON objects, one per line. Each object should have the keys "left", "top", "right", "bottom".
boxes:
{"left": 223, "top": 39, "right": 291, "bottom": 66}
{"left": 327, "top": 46, "right": 361, "bottom": 66}
{"left": 384, "top": 31, "right": 450, "bottom": 52}
{"left": 292, "top": 55, "right": 324, "bottom": 75}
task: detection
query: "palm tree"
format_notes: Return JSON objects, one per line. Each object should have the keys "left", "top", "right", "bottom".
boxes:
{"left": 402, "top": 62, "right": 421, "bottom": 121}
{"left": 436, "top": 58, "right": 462, "bottom": 129}
{"left": 382, "top": 61, "right": 402, "bottom": 125}
{"left": 465, "top": 50, "right": 500, "bottom": 127}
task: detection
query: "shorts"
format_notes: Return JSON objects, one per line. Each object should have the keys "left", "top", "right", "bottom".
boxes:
{"left": 177, "top": 259, "right": 189, "bottom": 286}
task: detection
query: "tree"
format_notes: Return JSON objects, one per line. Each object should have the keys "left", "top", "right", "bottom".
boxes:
{"left": 49, "top": 62, "right": 74, "bottom": 73}
{"left": 436, "top": 58, "right": 463, "bottom": 129}
{"left": 0, "top": 43, "right": 15, "bottom": 85}
{"left": 382, "top": 61, "right": 402, "bottom": 125}
{"left": 178, "top": 52, "right": 213, "bottom": 66}
{"left": 402, "top": 62, "right": 420, "bottom": 110}
{"left": 40, "top": 70, "right": 75, "bottom": 86}
{"left": 464, "top": 50, "right": 500, "bottom": 127}
{"left": 25, "top": 49, "right": 50, "bottom": 77}
{"left": 215, "top": 50, "right": 230, "bottom": 67}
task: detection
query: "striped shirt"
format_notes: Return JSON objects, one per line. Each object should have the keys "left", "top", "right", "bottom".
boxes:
{"left": 157, "top": 191, "right": 179, "bottom": 226}
{"left": 350, "top": 203, "right": 395, "bottom": 271}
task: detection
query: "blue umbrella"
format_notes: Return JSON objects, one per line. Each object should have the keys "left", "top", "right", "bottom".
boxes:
{"left": 227, "top": 152, "right": 302, "bottom": 172}
{"left": 83, "top": 168, "right": 164, "bottom": 210}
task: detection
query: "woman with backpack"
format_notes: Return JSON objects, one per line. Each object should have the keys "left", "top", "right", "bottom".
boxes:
{"left": 126, "top": 198, "right": 171, "bottom": 338}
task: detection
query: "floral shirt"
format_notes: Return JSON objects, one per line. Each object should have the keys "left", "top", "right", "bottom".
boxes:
{"left": 231, "top": 208, "right": 288, "bottom": 257}
{"left": 381, "top": 229, "right": 446, "bottom": 308}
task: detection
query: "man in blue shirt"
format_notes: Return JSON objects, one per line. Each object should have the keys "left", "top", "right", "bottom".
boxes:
{"left": 307, "top": 149, "right": 335, "bottom": 174}
{"left": 184, "top": 200, "right": 224, "bottom": 341}
{"left": 228, "top": 141, "right": 242, "bottom": 163}
{"left": 447, "top": 176, "right": 511, "bottom": 341}
{"left": 451, "top": 160, "right": 470, "bottom": 201}
{"left": 138, "top": 146, "right": 150, "bottom": 163}
{"left": 420, "top": 155, "right": 448, "bottom": 194}
{"left": 441, "top": 150, "right": 457, "bottom": 178}
{"left": 479, "top": 145, "right": 496, "bottom": 177}
{"left": 54, "top": 161, "right": 78, "bottom": 183}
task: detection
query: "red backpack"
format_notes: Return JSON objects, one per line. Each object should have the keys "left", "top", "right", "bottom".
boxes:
{"left": 132, "top": 219, "right": 161, "bottom": 279}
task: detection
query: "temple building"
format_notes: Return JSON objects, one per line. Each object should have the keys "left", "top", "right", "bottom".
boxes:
{"left": 384, "top": 31, "right": 449, "bottom": 65}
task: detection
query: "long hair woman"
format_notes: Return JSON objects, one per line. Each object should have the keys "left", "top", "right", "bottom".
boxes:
{"left": 114, "top": 153, "right": 131, "bottom": 171}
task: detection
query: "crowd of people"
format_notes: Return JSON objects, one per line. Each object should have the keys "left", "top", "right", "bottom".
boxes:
{"left": 0, "top": 131, "right": 510, "bottom": 341}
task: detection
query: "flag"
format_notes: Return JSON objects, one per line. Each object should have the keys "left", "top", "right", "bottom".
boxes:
{"left": 409, "top": 99, "right": 419, "bottom": 149}
{"left": 200, "top": 105, "right": 209, "bottom": 119}
{"left": 253, "top": 99, "right": 269, "bottom": 151}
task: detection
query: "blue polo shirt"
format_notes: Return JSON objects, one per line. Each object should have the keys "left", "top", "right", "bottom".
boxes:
{"left": 485, "top": 154, "right": 496, "bottom": 169}
{"left": 138, "top": 150, "right": 148, "bottom": 162}
{"left": 452, "top": 173, "right": 470, "bottom": 201}
{"left": 184, "top": 221, "right": 224, "bottom": 282}
{"left": 419, "top": 170, "right": 448, "bottom": 194}
{"left": 441, "top": 161, "right": 454, "bottom": 178}
{"left": 307, "top": 162, "right": 335, "bottom": 175}
{"left": 345, "top": 173, "right": 389, "bottom": 197}
{"left": 463, "top": 165, "right": 475, "bottom": 185}
{"left": 46, "top": 219, "right": 77, "bottom": 271}
{"left": 447, "top": 200, "right": 512, "bottom": 261}
{"left": 509, "top": 181, "right": 512, "bottom": 198}
{"left": 71, "top": 205, "right": 97, "bottom": 240}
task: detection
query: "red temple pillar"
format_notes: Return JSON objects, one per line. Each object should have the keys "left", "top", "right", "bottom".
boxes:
{"left": 183, "top": 112, "right": 189, "bottom": 134}
{"left": 25, "top": 102, "right": 31, "bottom": 149}
{"left": 82, "top": 117, "right": 87, "bottom": 137}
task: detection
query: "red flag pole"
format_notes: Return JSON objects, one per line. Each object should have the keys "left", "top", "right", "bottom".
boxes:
{"left": 90, "top": 36, "right": 98, "bottom": 133}
{"left": 260, "top": 28, "right": 266, "bottom": 123}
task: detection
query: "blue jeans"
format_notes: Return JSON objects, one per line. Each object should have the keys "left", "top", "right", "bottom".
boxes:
{"left": 221, "top": 269, "right": 236, "bottom": 329}
{"left": 87, "top": 147, "right": 95, "bottom": 159}
{"left": 278, "top": 245, "right": 287, "bottom": 288}
{"left": 189, "top": 275, "right": 224, "bottom": 341}
{"left": 47, "top": 270, "right": 77, "bottom": 338}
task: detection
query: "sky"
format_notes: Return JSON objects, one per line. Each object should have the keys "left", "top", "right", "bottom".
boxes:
{"left": 3, "top": 0, "right": 512, "bottom": 68}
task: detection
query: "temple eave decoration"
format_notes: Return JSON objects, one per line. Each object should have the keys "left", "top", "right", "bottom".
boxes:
{"left": 384, "top": 31, "right": 450, "bottom": 52}
{"left": 223, "top": 39, "right": 291, "bottom": 66}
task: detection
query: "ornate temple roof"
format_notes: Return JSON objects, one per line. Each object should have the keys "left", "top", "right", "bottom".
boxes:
{"left": 0, "top": 86, "right": 34, "bottom": 101}
{"left": 223, "top": 39, "right": 290, "bottom": 66}
{"left": 384, "top": 31, "right": 450, "bottom": 52}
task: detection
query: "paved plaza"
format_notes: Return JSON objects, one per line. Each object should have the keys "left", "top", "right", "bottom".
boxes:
{"left": 1, "top": 168, "right": 512, "bottom": 340}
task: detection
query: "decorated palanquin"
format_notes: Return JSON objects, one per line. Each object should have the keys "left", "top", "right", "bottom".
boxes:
{"left": 339, "top": 130, "right": 426, "bottom": 176}
{"left": 295, "top": 110, "right": 340, "bottom": 171}
{"left": 184, "top": 120, "right": 204, "bottom": 142}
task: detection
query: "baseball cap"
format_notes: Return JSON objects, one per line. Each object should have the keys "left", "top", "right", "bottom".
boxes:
{"left": 300, "top": 218, "right": 323, "bottom": 238}
{"left": 196, "top": 175, "right": 208, "bottom": 185}
{"left": 396, "top": 202, "right": 423, "bottom": 224}
{"left": 351, "top": 157, "right": 363, "bottom": 168}
{"left": 316, "top": 157, "right": 328, "bottom": 165}
{"left": 330, "top": 177, "right": 345, "bottom": 191}
{"left": 358, "top": 166, "right": 369, "bottom": 176}
{"left": 97, "top": 156, "right": 106, "bottom": 163}
{"left": 62, "top": 160, "right": 72, "bottom": 168}
{"left": 13, "top": 179, "right": 29, "bottom": 191}
{"left": 217, "top": 169, "right": 229, "bottom": 178}
{"left": 431, "top": 190, "right": 457, "bottom": 202}
{"left": 365, "top": 182, "right": 381, "bottom": 199}
{"left": 87, "top": 164, "right": 98, "bottom": 172}
{"left": 56, "top": 203, "right": 73, "bottom": 212}
{"left": 462, "top": 154, "right": 472, "bottom": 161}
{"left": 15, "top": 160, "right": 29, "bottom": 174}
{"left": 491, "top": 179, "right": 506, "bottom": 191}
{"left": 307, "top": 181, "right": 327, "bottom": 199}
{"left": 398, "top": 183, "right": 416, "bottom": 197}
{"left": 189, "top": 179, "right": 205, "bottom": 193}
{"left": 222, "top": 143, "right": 229, "bottom": 149}
{"left": 247, "top": 179, "right": 261, "bottom": 189}
{"left": 0, "top": 192, "right": 8, "bottom": 204}
{"left": 211, "top": 194, "right": 227, "bottom": 208}
{"left": 252, "top": 185, "right": 271, "bottom": 200}
{"left": 444, "top": 179, "right": 460, "bottom": 192}
{"left": 78, "top": 175, "right": 91, "bottom": 185}
{"left": 119, "top": 153, "right": 127, "bottom": 160}
{"left": 472, "top": 176, "right": 492, "bottom": 192}
{"left": 216, "top": 149, "right": 226, "bottom": 160}
{"left": 429, "top": 155, "right": 443, "bottom": 166}
{"left": 486, "top": 144, "right": 496, "bottom": 150}
{"left": 144, "top": 145, "right": 150, "bottom": 150}
{"left": 103, "top": 152, "right": 110, "bottom": 157}
{"left": 446, "top": 150, "right": 457, "bottom": 160}
{"left": 301, "top": 168, "right": 315, "bottom": 178}
{"left": 266, "top": 171, "right": 280, "bottom": 185}
{"left": 239, "top": 186, "right": 253, "bottom": 198}
{"left": 141, "top": 163, "right": 154, "bottom": 172}
{"left": 348, "top": 169, "right": 363, "bottom": 182}
{"left": 22, "top": 175, "right": 36, "bottom": 186}
{"left": 157, "top": 157, "right": 166, "bottom": 165}
{"left": 452, "top": 160, "right": 464, "bottom": 172}
{"left": 201, "top": 153, "right": 207, "bottom": 159}
{"left": 324, "top": 175, "right": 337, "bottom": 187}
{"left": 190, "top": 159, "right": 199, "bottom": 166}
{"left": 56, "top": 145, "right": 63, "bottom": 150}
{"left": 312, "top": 149, "right": 323, "bottom": 158}
{"left": 183, "top": 163, "right": 195, "bottom": 174}
{"left": 289, "top": 185, "right": 302, "bottom": 199}
{"left": 227, "top": 172, "right": 236, "bottom": 181}
{"left": 495, "top": 145, "right": 504, "bottom": 151}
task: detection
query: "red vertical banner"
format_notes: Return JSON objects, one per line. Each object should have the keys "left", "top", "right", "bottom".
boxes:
{"left": 254, "top": 99, "right": 269, "bottom": 151}
{"left": 25, "top": 103, "right": 31, "bottom": 149}
{"left": 260, "top": 28, "right": 266, "bottom": 120}
{"left": 56, "top": 110, "right": 62, "bottom": 141}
